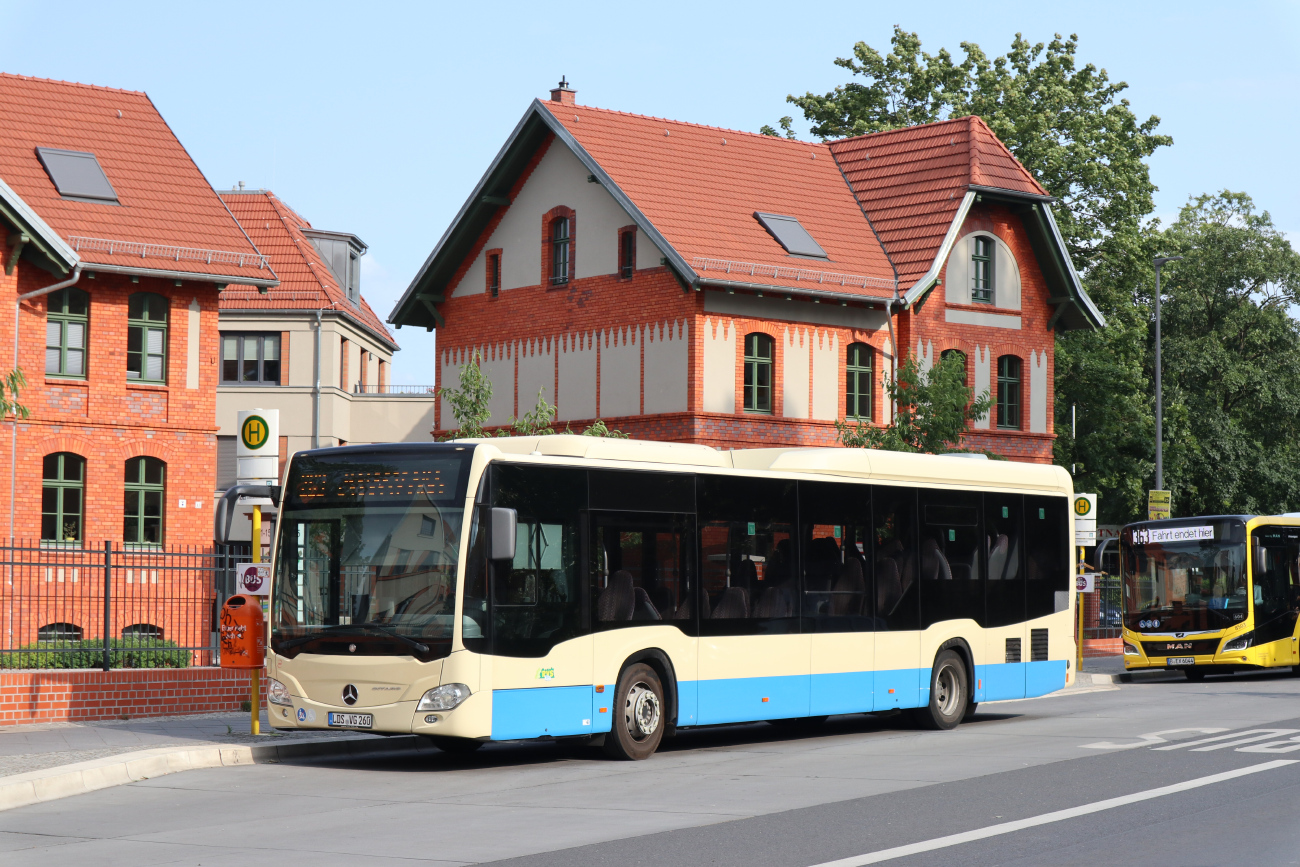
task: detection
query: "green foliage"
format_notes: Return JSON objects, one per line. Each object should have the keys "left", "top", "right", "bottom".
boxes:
{"left": 1, "top": 368, "right": 29, "bottom": 420}
{"left": 1, "top": 638, "right": 191, "bottom": 669}
{"left": 837, "top": 352, "right": 990, "bottom": 454}
{"left": 774, "top": 26, "right": 1171, "bottom": 272}
{"left": 440, "top": 350, "right": 493, "bottom": 439}
{"left": 440, "top": 354, "right": 629, "bottom": 439}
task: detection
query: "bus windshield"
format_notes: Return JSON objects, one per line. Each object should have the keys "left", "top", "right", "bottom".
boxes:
{"left": 1121, "top": 519, "right": 1248, "bottom": 633}
{"left": 272, "top": 446, "right": 473, "bottom": 660}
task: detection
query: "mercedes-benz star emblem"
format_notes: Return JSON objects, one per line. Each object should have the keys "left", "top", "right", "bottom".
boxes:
{"left": 342, "top": 684, "right": 358, "bottom": 706}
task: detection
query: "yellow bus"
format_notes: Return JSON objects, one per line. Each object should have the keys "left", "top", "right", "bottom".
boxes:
{"left": 1120, "top": 515, "right": 1300, "bottom": 680}
{"left": 253, "top": 436, "right": 1076, "bottom": 759}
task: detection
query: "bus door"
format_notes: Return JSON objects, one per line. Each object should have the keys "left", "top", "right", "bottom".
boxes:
{"left": 696, "top": 475, "right": 808, "bottom": 724}
{"left": 872, "top": 486, "right": 923, "bottom": 710}
{"left": 1250, "top": 525, "right": 1300, "bottom": 665}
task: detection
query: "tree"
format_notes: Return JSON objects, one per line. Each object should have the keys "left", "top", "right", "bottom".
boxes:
{"left": 766, "top": 27, "right": 1171, "bottom": 273}
{"left": 439, "top": 353, "right": 627, "bottom": 439}
{"left": 836, "top": 352, "right": 991, "bottom": 454}
{"left": 0, "top": 369, "right": 29, "bottom": 421}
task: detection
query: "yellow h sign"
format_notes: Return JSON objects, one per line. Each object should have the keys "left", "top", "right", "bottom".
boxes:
{"left": 240, "top": 414, "right": 269, "bottom": 450}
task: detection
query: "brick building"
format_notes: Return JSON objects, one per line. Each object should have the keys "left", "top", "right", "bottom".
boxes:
{"left": 0, "top": 74, "right": 277, "bottom": 548}
{"left": 390, "top": 81, "right": 1104, "bottom": 460}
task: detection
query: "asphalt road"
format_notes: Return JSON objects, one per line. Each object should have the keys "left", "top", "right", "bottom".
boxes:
{"left": 5, "top": 670, "right": 1300, "bottom": 866}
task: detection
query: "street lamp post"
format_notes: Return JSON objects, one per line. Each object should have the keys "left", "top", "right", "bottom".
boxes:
{"left": 1153, "top": 255, "right": 1183, "bottom": 492}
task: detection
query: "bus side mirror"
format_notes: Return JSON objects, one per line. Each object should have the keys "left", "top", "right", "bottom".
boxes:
{"left": 490, "top": 507, "right": 518, "bottom": 562}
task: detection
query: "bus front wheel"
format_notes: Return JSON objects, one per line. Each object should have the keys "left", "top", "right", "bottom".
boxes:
{"left": 912, "top": 650, "right": 968, "bottom": 731}
{"left": 603, "top": 663, "right": 666, "bottom": 760}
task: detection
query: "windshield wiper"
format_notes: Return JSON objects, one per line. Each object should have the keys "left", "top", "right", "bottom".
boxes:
{"left": 277, "top": 623, "right": 429, "bottom": 654}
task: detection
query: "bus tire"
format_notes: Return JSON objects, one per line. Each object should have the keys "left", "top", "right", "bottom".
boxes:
{"left": 912, "top": 650, "right": 968, "bottom": 731}
{"left": 430, "top": 736, "right": 484, "bottom": 756}
{"left": 603, "top": 663, "right": 666, "bottom": 760}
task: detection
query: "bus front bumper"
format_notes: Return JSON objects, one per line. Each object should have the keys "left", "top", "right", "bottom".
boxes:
{"left": 268, "top": 689, "right": 492, "bottom": 739}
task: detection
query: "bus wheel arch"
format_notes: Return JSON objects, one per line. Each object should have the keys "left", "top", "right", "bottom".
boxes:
{"left": 937, "top": 638, "right": 975, "bottom": 697}
{"left": 913, "top": 643, "right": 973, "bottom": 730}
{"left": 616, "top": 648, "right": 678, "bottom": 736}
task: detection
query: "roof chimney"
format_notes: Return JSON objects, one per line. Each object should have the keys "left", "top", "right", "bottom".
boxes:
{"left": 549, "top": 76, "right": 576, "bottom": 105}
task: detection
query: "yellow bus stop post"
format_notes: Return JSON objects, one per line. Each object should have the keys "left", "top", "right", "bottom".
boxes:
{"left": 1076, "top": 546, "right": 1085, "bottom": 676}
{"left": 250, "top": 504, "right": 261, "bottom": 736}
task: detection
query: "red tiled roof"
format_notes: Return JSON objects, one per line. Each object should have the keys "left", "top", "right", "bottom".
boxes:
{"left": 219, "top": 191, "right": 395, "bottom": 348}
{"left": 542, "top": 102, "right": 897, "bottom": 299}
{"left": 0, "top": 73, "right": 273, "bottom": 284}
{"left": 829, "top": 115, "right": 1048, "bottom": 286}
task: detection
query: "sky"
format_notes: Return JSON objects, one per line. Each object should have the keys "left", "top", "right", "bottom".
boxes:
{"left": 4, "top": 0, "right": 1297, "bottom": 383}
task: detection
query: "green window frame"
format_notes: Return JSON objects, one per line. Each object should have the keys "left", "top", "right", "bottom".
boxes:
{"left": 45, "top": 287, "right": 89, "bottom": 378}
{"left": 743, "top": 332, "right": 774, "bottom": 413}
{"left": 972, "top": 236, "right": 994, "bottom": 304}
{"left": 550, "top": 217, "right": 570, "bottom": 285}
{"left": 124, "top": 456, "right": 165, "bottom": 546}
{"left": 997, "top": 355, "right": 1022, "bottom": 430}
{"left": 42, "top": 452, "right": 85, "bottom": 543}
{"left": 127, "top": 293, "right": 168, "bottom": 383}
{"left": 845, "top": 342, "right": 872, "bottom": 420}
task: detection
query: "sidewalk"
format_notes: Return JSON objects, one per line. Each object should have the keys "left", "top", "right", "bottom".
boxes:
{"left": 0, "top": 710, "right": 425, "bottom": 811}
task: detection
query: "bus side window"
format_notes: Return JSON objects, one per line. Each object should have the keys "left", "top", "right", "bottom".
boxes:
{"left": 983, "top": 494, "right": 1025, "bottom": 627}
{"left": 919, "top": 489, "right": 983, "bottom": 628}
{"left": 489, "top": 463, "right": 588, "bottom": 657}
{"left": 590, "top": 512, "right": 695, "bottom": 630}
{"left": 798, "top": 480, "right": 875, "bottom": 632}
{"left": 698, "top": 474, "right": 798, "bottom": 635}
{"left": 873, "top": 486, "right": 919, "bottom": 631}
{"left": 1025, "top": 495, "right": 1069, "bottom": 619}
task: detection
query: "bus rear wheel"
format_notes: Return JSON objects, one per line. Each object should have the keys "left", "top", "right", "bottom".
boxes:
{"left": 603, "top": 663, "right": 666, "bottom": 760}
{"left": 912, "top": 650, "right": 968, "bottom": 731}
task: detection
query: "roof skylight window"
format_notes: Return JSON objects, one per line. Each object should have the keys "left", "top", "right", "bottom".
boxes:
{"left": 754, "top": 212, "right": 827, "bottom": 259}
{"left": 35, "top": 147, "right": 119, "bottom": 204}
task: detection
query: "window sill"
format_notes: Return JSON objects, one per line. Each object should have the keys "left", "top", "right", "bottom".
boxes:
{"left": 123, "top": 543, "right": 164, "bottom": 551}
{"left": 219, "top": 381, "right": 283, "bottom": 387}
{"left": 45, "top": 376, "right": 89, "bottom": 385}
{"left": 125, "top": 381, "right": 168, "bottom": 390}
{"left": 40, "top": 541, "right": 83, "bottom": 549}
{"left": 946, "top": 300, "right": 1021, "bottom": 315}
{"left": 742, "top": 409, "right": 774, "bottom": 415}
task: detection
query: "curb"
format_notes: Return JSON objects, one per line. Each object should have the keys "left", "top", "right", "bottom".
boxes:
{"left": 0, "top": 734, "right": 425, "bottom": 813}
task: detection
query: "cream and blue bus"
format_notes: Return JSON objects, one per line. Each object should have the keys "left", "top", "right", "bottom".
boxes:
{"left": 257, "top": 436, "right": 1075, "bottom": 759}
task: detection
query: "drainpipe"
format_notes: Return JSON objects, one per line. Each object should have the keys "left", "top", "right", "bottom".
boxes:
{"left": 10, "top": 265, "right": 82, "bottom": 544}
{"left": 886, "top": 294, "right": 900, "bottom": 424}
{"left": 313, "top": 301, "right": 339, "bottom": 449}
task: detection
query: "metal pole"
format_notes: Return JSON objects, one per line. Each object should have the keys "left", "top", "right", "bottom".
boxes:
{"left": 1076, "top": 545, "right": 1085, "bottom": 677}
{"left": 1154, "top": 263, "right": 1163, "bottom": 492}
{"left": 251, "top": 505, "right": 261, "bottom": 736}
{"left": 102, "top": 540, "right": 112, "bottom": 672}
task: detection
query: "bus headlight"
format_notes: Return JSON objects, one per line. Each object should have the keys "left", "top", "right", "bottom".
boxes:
{"left": 418, "top": 683, "right": 471, "bottom": 711}
{"left": 267, "top": 677, "right": 294, "bottom": 707}
{"left": 1222, "top": 632, "right": 1253, "bottom": 653}
{"left": 1123, "top": 642, "right": 1140, "bottom": 656}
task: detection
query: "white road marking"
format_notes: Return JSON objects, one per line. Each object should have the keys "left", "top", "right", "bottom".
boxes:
{"left": 806, "top": 760, "right": 1297, "bottom": 867}
{"left": 1151, "top": 729, "right": 1299, "bottom": 751}
{"left": 1080, "top": 727, "right": 1226, "bottom": 750}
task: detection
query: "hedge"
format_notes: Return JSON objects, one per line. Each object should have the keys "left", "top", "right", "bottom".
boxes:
{"left": 0, "top": 638, "right": 191, "bottom": 669}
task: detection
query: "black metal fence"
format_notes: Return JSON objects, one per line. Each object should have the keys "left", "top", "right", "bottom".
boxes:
{"left": 1082, "top": 576, "right": 1123, "bottom": 641}
{"left": 0, "top": 540, "right": 252, "bottom": 669}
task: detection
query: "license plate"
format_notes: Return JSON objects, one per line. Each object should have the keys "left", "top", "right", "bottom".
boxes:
{"left": 327, "top": 712, "right": 373, "bottom": 729}
{"left": 1168, "top": 657, "right": 1195, "bottom": 666}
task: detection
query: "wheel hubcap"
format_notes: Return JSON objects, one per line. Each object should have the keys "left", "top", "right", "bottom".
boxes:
{"left": 935, "top": 664, "right": 960, "bottom": 716}
{"left": 624, "top": 681, "right": 660, "bottom": 741}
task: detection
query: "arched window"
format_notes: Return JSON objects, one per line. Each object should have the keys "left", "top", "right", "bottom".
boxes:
{"left": 124, "top": 456, "right": 165, "bottom": 545}
{"left": 941, "top": 348, "right": 968, "bottom": 386}
{"left": 46, "top": 286, "right": 89, "bottom": 377}
{"left": 42, "top": 453, "right": 85, "bottom": 543}
{"left": 997, "top": 355, "right": 1022, "bottom": 430}
{"left": 127, "top": 293, "right": 168, "bottom": 382}
{"left": 971, "top": 236, "right": 994, "bottom": 304}
{"left": 550, "top": 217, "right": 570, "bottom": 285}
{"left": 619, "top": 228, "right": 635, "bottom": 279}
{"left": 743, "top": 333, "right": 774, "bottom": 413}
{"left": 38, "top": 622, "right": 82, "bottom": 642}
{"left": 845, "top": 342, "right": 873, "bottom": 420}
{"left": 122, "top": 623, "right": 163, "bottom": 641}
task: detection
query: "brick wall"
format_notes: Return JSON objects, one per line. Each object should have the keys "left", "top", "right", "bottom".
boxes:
{"left": 0, "top": 241, "right": 220, "bottom": 546}
{"left": 0, "top": 667, "right": 265, "bottom": 726}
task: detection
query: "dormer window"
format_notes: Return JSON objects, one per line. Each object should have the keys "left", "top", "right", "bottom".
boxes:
{"left": 303, "top": 228, "right": 367, "bottom": 307}
{"left": 971, "top": 236, "right": 994, "bottom": 304}
{"left": 551, "top": 217, "right": 570, "bottom": 284}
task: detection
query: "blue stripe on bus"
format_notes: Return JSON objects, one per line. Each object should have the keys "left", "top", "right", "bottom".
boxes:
{"left": 490, "top": 661, "right": 1067, "bottom": 739}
